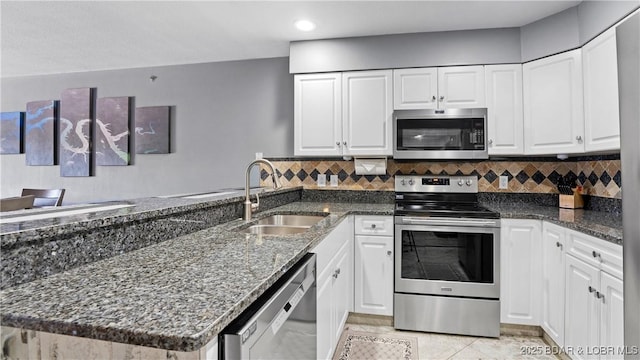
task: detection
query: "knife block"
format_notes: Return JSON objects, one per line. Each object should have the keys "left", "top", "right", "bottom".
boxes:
{"left": 559, "top": 191, "right": 584, "bottom": 209}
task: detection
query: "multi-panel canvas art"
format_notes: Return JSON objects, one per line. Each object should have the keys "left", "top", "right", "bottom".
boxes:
{"left": 135, "top": 106, "right": 170, "bottom": 154}
{"left": 96, "top": 97, "right": 131, "bottom": 166}
{"left": 60, "top": 88, "right": 95, "bottom": 177}
{"left": 25, "top": 100, "right": 57, "bottom": 165}
{"left": 0, "top": 111, "right": 24, "bottom": 154}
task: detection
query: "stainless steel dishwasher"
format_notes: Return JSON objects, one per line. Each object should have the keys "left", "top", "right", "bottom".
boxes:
{"left": 221, "top": 253, "right": 316, "bottom": 360}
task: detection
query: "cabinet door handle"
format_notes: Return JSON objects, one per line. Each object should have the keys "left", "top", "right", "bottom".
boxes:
{"left": 439, "top": 96, "right": 444, "bottom": 101}
{"left": 387, "top": 250, "right": 392, "bottom": 256}
{"left": 588, "top": 286, "right": 597, "bottom": 294}
{"left": 343, "top": 141, "right": 347, "bottom": 146}
{"left": 336, "top": 141, "right": 341, "bottom": 146}
{"left": 596, "top": 291, "right": 605, "bottom": 303}
{"left": 488, "top": 139, "right": 493, "bottom": 145}
{"left": 370, "top": 223, "right": 376, "bottom": 229}
{"left": 592, "top": 251, "right": 602, "bottom": 261}
{"left": 576, "top": 135, "right": 583, "bottom": 143}
{"left": 333, "top": 268, "right": 341, "bottom": 279}
{"left": 431, "top": 95, "right": 436, "bottom": 101}
{"left": 556, "top": 242, "right": 563, "bottom": 250}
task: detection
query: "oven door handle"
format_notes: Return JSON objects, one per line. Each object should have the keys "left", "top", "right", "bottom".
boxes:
{"left": 399, "top": 217, "right": 499, "bottom": 228}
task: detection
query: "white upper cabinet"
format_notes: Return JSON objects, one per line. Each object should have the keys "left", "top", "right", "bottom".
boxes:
{"left": 342, "top": 70, "right": 393, "bottom": 156}
{"left": 393, "top": 68, "right": 438, "bottom": 109}
{"left": 485, "top": 64, "right": 524, "bottom": 155}
{"left": 582, "top": 27, "right": 621, "bottom": 152}
{"left": 523, "top": 49, "right": 585, "bottom": 155}
{"left": 294, "top": 71, "right": 392, "bottom": 157}
{"left": 438, "top": 66, "right": 486, "bottom": 109}
{"left": 393, "top": 66, "right": 485, "bottom": 110}
{"left": 294, "top": 73, "right": 342, "bottom": 156}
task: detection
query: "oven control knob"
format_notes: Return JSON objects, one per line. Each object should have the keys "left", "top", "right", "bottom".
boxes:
{"left": 466, "top": 179, "right": 473, "bottom": 186}
{"left": 457, "top": 180, "right": 464, "bottom": 186}
{"left": 408, "top": 179, "right": 415, "bottom": 185}
{"left": 400, "top": 179, "right": 406, "bottom": 186}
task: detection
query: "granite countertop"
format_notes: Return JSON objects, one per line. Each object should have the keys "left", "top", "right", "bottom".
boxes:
{"left": 0, "top": 201, "right": 394, "bottom": 352}
{"left": 482, "top": 201, "right": 623, "bottom": 245}
{"left": 0, "top": 187, "right": 298, "bottom": 247}
{"left": 0, "top": 191, "right": 623, "bottom": 353}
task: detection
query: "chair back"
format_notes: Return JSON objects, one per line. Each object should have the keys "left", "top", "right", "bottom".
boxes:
{"left": 0, "top": 195, "right": 35, "bottom": 212}
{"left": 21, "top": 188, "right": 65, "bottom": 207}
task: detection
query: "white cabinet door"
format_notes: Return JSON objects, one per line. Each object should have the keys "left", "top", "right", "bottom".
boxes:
{"left": 485, "top": 64, "right": 524, "bottom": 155}
{"left": 332, "top": 240, "right": 352, "bottom": 345}
{"left": 354, "top": 235, "right": 394, "bottom": 316}
{"left": 294, "top": 73, "right": 342, "bottom": 156}
{"left": 342, "top": 70, "right": 393, "bottom": 156}
{"left": 393, "top": 68, "right": 438, "bottom": 109}
{"left": 523, "top": 49, "right": 585, "bottom": 155}
{"left": 542, "top": 222, "right": 567, "bottom": 347}
{"left": 437, "top": 65, "right": 486, "bottom": 109}
{"left": 582, "top": 27, "right": 620, "bottom": 152}
{"left": 565, "top": 255, "right": 600, "bottom": 360}
{"left": 316, "top": 271, "right": 335, "bottom": 360}
{"left": 600, "top": 272, "right": 624, "bottom": 360}
{"left": 500, "top": 219, "right": 542, "bottom": 325}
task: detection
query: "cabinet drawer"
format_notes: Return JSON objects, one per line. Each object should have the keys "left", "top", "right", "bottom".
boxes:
{"left": 566, "top": 228, "right": 623, "bottom": 279}
{"left": 354, "top": 216, "right": 393, "bottom": 236}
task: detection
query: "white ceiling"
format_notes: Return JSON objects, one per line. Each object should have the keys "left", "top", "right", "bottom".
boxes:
{"left": 0, "top": 1, "right": 582, "bottom": 77}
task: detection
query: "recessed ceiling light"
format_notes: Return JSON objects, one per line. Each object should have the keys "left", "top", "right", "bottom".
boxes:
{"left": 295, "top": 20, "right": 316, "bottom": 32}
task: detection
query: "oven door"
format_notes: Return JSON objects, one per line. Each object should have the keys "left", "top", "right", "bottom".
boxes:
{"left": 394, "top": 217, "right": 500, "bottom": 299}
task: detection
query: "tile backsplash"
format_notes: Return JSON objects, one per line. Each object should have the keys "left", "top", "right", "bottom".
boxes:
{"left": 261, "top": 156, "right": 621, "bottom": 199}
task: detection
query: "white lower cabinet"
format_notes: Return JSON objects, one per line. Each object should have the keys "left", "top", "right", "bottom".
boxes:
{"left": 542, "top": 222, "right": 567, "bottom": 347}
{"left": 353, "top": 215, "right": 394, "bottom": 316}
{"left": 312, "top": 217, "right": 353, "bottom": 360}
{"left": 354, "top": 235, "right": 394, "bottom": 316}
{"left": 563, "top": 228, "right": 624, "bottom": 360}
{"left": 500, "top": 219, "right": 542, "bottom": 325}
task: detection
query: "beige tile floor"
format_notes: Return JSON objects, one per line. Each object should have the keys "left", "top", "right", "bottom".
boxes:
{"left": 340, "top": 324, "right": 560, "bottom": 360}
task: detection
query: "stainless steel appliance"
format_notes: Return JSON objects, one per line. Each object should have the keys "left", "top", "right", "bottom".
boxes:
{"left": 617, "top": 11, "right": 640, "bottom": 356}
{"left": 221, "top": 254, "right": 316, "bottom": 360}
{"left": 393, "top": 175, "right": 500, "bottom": 337}
{"left": 393, "top": 108, "right": 488, "bottom": 159}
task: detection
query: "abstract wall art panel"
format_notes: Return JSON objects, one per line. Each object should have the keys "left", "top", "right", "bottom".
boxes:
{"left": 96, "top": 97, "right": 131, "bottom": 166}
{"left": 60, "top": 87, "right": 95, "bottom": 177}
{"left": 25, "top": 100, "right": 57, "bottom": 165}
{"left": 135, "top": 106, "right": 170, "bottom": 154}
{"left": 0, "top": 111, "right": 24, "bottom": 154}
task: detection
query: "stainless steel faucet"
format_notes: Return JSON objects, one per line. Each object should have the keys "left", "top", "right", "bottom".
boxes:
{"left": 244, "top": 159, "right": 281, "bottom": 221}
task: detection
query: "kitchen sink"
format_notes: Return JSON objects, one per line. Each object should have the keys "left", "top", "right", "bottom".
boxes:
{"left": 237, "top": 214, "right": 326, "bottom": 235}
{"left": 240, "top": 224, "right": 310, "bottom": 235}
{"left": 255, "top": 214, "right": 325, "bottom": 227}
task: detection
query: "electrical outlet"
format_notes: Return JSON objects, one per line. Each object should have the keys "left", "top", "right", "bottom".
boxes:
{"left": 317, "top": 174, "right": 326, "bottom": 187}
{"left": 330, "top": 175, "right": 338, "bottom": 187}
{"left": 499, "top": 176, "right": 509, "bottom": 189}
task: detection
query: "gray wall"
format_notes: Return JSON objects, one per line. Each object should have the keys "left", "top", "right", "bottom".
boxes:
{"left": 520, "top": 6, "right": 580, "bottom": 62}
{"left": 291, "top": 2, "right": 640, "bottom": 72}
{"left": 289, "top": 28, "right": 522, "bottom": 73}
{"left": 578, "top": 0, "right": 640, "bottom": 44}
{"left": 0, "top": 57, "right": 294, "bottom": 203}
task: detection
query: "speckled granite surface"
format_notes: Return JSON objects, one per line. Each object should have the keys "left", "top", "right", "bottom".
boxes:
{"left": 481, "top": 201, "right": 623, "bottom": 245}
{"left": 0, "top": 201, "right": 393, "bottom": 352}
{"left": 1, "top": 188, "right": 302, "bottom": 289}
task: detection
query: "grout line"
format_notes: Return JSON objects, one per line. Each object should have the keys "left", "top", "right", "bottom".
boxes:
{"left": 446, "top": 338, "right": 479, "bottom": 360}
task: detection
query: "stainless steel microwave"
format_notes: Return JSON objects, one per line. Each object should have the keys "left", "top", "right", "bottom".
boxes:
{"left": 393, "top": 108, "right": 488, "bottom": 160}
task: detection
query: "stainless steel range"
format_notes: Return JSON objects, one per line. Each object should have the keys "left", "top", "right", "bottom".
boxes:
{"left": 393, "top": 175, "right": 501, "bottom": 338}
